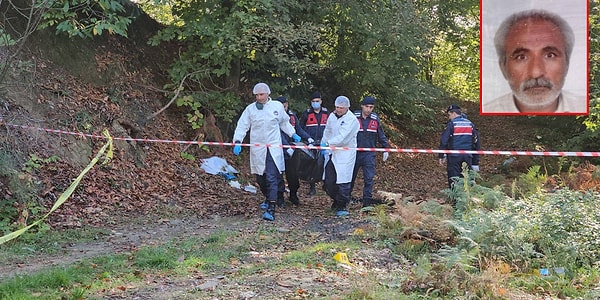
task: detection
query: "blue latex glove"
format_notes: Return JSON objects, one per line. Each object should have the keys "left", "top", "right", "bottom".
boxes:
{"left": 233, "top": 144, "right": 242, "bottom": 156}
{"left": 292, "top": 133, "right": 301, "bottom": 143}
{"left": 320, "top": 142, "right": 328, "bottom": 156}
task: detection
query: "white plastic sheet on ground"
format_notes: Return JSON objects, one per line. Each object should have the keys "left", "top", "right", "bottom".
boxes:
{"left": 200, "top": 156, "right": 239, "bottom": 175}
{"left": 200, "top": 156, "right": 256, "bottom": 193}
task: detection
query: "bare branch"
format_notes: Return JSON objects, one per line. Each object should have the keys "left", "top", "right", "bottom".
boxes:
{"left": 0, "top": 0, "right": 50, "bottom": 83}
{"left": 145, "top": 71, "right": 201, "bottom": 121}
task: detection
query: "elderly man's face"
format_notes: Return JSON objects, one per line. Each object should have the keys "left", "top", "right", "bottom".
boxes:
{"left": 335, "top": 106, "right": 348, "bottom": 116}
{"left": 500, "top": 18, "right": 568, "bottom": 109}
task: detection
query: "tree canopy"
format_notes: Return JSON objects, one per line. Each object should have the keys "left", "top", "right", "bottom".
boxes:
{"left": 142, "top": 0, "right": 470, "bottom": 135}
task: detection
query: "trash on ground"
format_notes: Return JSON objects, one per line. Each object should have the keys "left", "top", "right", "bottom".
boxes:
{"left": 200, "top": 156, "right": 238, "bottom": 176}
{"left": 244, "top": 185, "right": 257, "bottom": 193}
{"left": 200, "top": 156, "right": 256, "bottom": 193}
{"left": 229, "top": 180, "right": 241, "bottom": 189}
{"left": 536, "top": 267, "right": 565, "bottom": 276}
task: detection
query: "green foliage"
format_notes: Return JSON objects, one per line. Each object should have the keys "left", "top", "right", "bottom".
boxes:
{"left": 314, "top": 0, "right": 444, "bottom": 131}
{"left": 435, "top": 245, "right": 479, "bottom": 273}
{"left": 510, "top": 165, "right": 547, "bottom": 199}
{"left": 147, "top": 0, "right": 327, "bottom": 134}
{"left": 0, "top": 197, "right": 19, "bottom": 234}
{"left": 437, "top": 171, "right": 600, "bottom": 298}
{"left": 431, "top": 38, "right": 479, "bottom": 101}
{"left": 0, "top": 152, "right": 56, "bottom": 235}
{"left": 22, "top": 154, "right": 60, "bottom": 174}
{"left": 395, "top": 239, "right": 432, "bottom": 262}
{"left": 427, "top": 0, "right": 480, "bottom": 101}
{"left": 412, "top": 254, "right": 434, "bottom": 282}
{"left": 570, "top": 0, "right": 600, "bottom": 150}
{"left": 445, "top": 168, "right": 499, "bottom": 213}
{"left": 151, "top": 0, "right": 323, "bottom": 84}
{"left": 0, "top": 154, "right": 24, "bottom": 232}
{"left": 0, "top": 227, "right": 108, "bottom": 259}
{"left": 38, "top": 0, "right": 136, "bottom": 38}
{"left": 142, "top": 0, "right": 456, "bottom": 136}
{"left": 135, "top": 0, "right": 176, "bottom": 25}
{"left": 448, "top": 177, "right": 600, "bottom": 278}
{"left": 176, "top": 95, "right": 204, "bottom": 129}
{"left": 179, "top": 152, "right": 195, "bottom": 161}
{"left": 0, "top": 253, "right": 129, "bottom": 299}
{"left": 524, "top": 190, "right": 600, "bottom": 267}
{"left": 443, "top": 177, "right": 517, "bottom": 263}
{"left": 134, "top": 246, "right": 177, "bottom": 269}
{"left": 175, "top": 91, "right": 242, "bottom": 126}
{"left": 0, "top": 28, "right": 16, "bottom": 47}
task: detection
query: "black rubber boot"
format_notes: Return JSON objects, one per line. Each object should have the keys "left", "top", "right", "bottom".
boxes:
{"left": 289, "top": 191, "right": 300, "bottom": 205}
{"left": 363, "top": 198, "right": 394, "bottom": 208}
{"left": 276, "top": 192, "right": 285, "bottom": 207}
{"left": 331, "top": 199, "right": 344, "bottom": 211}
{"left": 362, "top": 198, "right": 372, "bottom": 208}
{"left": 308, "top": 183, "right": 316, "bottom": 196}
{"left": 335, "top": 200, "right": 348, "bottom": 217}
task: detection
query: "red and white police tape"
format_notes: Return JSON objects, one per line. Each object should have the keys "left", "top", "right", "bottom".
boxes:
{"left": 3, "top": 121, "right": 600, "bottom": 157}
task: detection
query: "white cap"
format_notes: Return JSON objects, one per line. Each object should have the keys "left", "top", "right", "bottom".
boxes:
{"left": 253, "top": 83, "right": 271, "bottom": 94}
{"left": 334, "top": 96, "right": 350, "bottom": 108}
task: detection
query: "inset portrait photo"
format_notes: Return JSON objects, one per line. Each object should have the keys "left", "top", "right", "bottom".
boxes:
{"left": 480, "top": 0, "right": 589, "bottom": 115}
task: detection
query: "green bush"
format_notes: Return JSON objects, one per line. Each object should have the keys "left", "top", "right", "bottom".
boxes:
{"left": 510, "top": 165, "right": 547, "bottom": 199}
{"left": 436, "top": 173, "right": 600, "bottom": 297}
{"left": 512, "top": 189, "right": 600, "bottom": 267}
{"left": 449, "top": 180, "right": 600, "bottom": 271}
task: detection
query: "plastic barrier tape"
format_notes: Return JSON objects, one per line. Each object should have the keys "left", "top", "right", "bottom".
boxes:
{"left": 0, "top": 130, "right": 113, "bottom": 245}
{"left": 1, "top": 121, "right": 599, "bottom": 157}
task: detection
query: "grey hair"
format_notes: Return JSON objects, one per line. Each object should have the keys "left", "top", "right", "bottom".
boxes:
{"left": 494, "top": 9, "right": 574, "bottom": 65}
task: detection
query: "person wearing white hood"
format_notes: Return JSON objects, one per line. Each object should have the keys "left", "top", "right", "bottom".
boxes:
{"left": 233, "top": 83, "right": 301, "bottom": 221}
{"left": 320, "top": 96, "right": 360, "bottom": 217}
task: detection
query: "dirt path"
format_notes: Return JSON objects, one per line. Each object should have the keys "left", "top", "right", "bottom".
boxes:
{"left": 1, "top": 192, "right": 377, "bottom": 279}
{"left": 2, "top": 193, "right": 410, "bottom": 300}
{"left": 1, "top": 216, "right": 234, "bottom": 281}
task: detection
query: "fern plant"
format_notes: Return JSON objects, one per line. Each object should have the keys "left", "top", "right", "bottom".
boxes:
{"left": 450, "top": 179, "right": 600, "bottom": 271}
{"left": 511, "top": 165, "right": 547, "bottom": 199}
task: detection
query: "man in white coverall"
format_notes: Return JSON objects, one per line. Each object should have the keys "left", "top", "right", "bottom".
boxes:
{"left": 233, "top": 83, "right": 301, "bottom": 221}
{"left": 320, "top": 96, "right": 360, "bottom": 217}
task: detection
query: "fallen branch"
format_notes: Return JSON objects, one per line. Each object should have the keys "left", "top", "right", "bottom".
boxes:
{"left": 146, "top": 71, "right": 201, "bottom": 121}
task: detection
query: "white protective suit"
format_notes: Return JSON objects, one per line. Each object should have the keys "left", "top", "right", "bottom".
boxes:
{"left": 233, "top": 99, "right": 296, "bottom": 175}
{"left": 321, "top": 109, "right": 359, "bottom": 184}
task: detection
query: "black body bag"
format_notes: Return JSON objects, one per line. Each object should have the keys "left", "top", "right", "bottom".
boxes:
{"left": 290, "top": 143, "right": 323, "bottom": 183}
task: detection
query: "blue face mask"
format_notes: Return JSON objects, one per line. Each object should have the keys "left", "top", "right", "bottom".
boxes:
{"left": 311, "top": 102, "right": 321, "bottom": 110}
{"left": 256, "top": 102, "right": 264, "bottom": 110}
